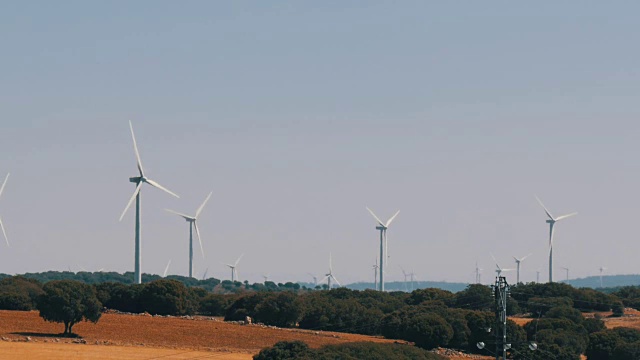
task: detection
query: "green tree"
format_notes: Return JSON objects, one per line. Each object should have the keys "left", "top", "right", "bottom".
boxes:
{"left": 138, "top": 279, "right": 196, "bottom": 315}
{"left": 36, "top": 280, "right": 102, "bottom": 335}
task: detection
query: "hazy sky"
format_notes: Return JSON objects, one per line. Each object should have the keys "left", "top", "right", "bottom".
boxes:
{"left": 2, "top": 2, "right": 640, "bottom": 285}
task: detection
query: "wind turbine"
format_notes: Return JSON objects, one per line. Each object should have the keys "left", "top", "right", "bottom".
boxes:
{"left": 491, "top": 254, "right": 514, "bottom": 278}
{"left": 366, "top": 207, "right": 400, "bottom": 292}
{"left": 408, "top": 270, "right": 417, "bottom": 292}
{"left": 561, "top": 266, "right": 569, "bottom": 281}
{"left": 119, "top": 121, "right": 179, "bottom": 284}
{"left": 372, "top": 259, "right": 379, "bottom": 290}
{"left": 201, "top": 268, "right": 208, "bottom": 281}
{"left": 513, "top": 253, "right": 532, "bottom": 284}
{"left": 166, "top": 192, "right": 212, "bottom": 278}
{"left": 536, "top": 269, "right": 541, "bottom": 283}
{"left": 320, "top": 253, "right": 340, "bottom": 289}
{"left": 536, "top": 196, "right": 577, "bottom": 283}
{"left": 163, "top": 259, "right": 171, "bottom": 277}
{"left": 475, "top": 262, "right": 483, "bottom": 284}
{"left": 307, "top": 273, "right": 318, "bottom": 288}
{"left": 262, "top": 274, "right": 269, "bottom": 283}
{"left": 0, "top": 173, "right": 9, "bottom": 246}
{"left": 225, "top": 254, "right": 244, "bottom": 282}
{"left": 599, "top": 266, "right": 607, "bottom": 288}
{"left": 400, "top": 266, "right": 410, "bottom": 292}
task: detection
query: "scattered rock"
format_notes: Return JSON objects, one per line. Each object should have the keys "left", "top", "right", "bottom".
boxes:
{"left": 72, "top": 338, "right": 87, "bottom": 344}
{"left": 25, "top": 336, "right": 31, "bottom": 342}
{"left": 1, "top": 337, "right": 9, "bottom": 341}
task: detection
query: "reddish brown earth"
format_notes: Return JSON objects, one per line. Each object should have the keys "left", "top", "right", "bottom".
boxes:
{"left": 0, "top": 310, "right": 397, "bottom": 359}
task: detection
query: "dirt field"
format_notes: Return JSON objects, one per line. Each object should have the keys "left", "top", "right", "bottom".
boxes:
{"left": 0, "top": 310, "right": 397, "bottom": 359}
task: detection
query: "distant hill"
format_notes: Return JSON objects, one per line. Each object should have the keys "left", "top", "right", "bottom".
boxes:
{"left": 345, "top": 281, "right": 469, "bottom": 293}
{"left": 562, "top": 274, "right": 640, "bottom": 289}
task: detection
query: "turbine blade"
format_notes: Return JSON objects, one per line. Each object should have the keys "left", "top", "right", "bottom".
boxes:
{"left": 513, "top": 256, "right": 518, "bottom": 262}
{"left": 329, "top": 252, "right": 333, "bottom": 272}
{"left": 194, "top": 221, "right": 205, "bottom": 258}
{"left": 555, "top": 212, "right": 577, "bottom": 221}
{"left": 522, "top": 253, "right": 533, "bottom": 261}
{"left": 535, "top": 196, "right": 555, "bottom": 220}
{"left": 163, "top": 259, "right": 171, "bottom": 277}
{"left": 119, "top": 181, "right": 143, "bottom": 221}
{"left": 320, "top": 275, "right": 330, "bottom": 283}
{"left": 145, "top": 178, "right": 179, "bottom": 198}
{"left": 0, "top": 173, "right": 9, "bottom": 198}
{"left": 332, "top": 275, "right": 341, "bottom": 287}
{"left": 385, "top": 210, "right": 400, "bottom": 227}
{"left": 235, "top": 253, "right": 244, "bottom": 266}
{"left": 366, "top": 207, "right": 385, "bottom": 226}
{"left": 195, "top": 192, "right": 213, "bottom": 218}
{"left": 129, "top": 121, "right": 145, "bottom": 177}
{"left": 165, "top": 209, "right": 194, "bottom": 220}
{"left": 0, "top": 217, "right": 8, "bottom": 247}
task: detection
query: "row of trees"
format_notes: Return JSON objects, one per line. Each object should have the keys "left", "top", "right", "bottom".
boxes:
{"left": 3, "top": 274, "right": 640, "bottom": 358}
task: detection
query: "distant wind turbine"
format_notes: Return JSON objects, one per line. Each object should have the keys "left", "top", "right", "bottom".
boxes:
{"left": 475, "top": 262, "right": 483, "bottom": 284}
{"left": 120, "top": 121, "right": 179, "bottom": 284}
{"left": 513, "top": 253, "right": 532, "bottom": 284}
{"left": 202, "top": 268, "right": 208, "bottom": 281}
{"left": 166, "top": 192, "right": 212, "bottom": 278}
{"left": 400, "top": 266, "right": 410, "bottom": 292}
{"left": 372, "top": 258, "right": 379, "bottom": 290}
{"left": 408, "top": 270, "right": 417, "bottom": 292}
{"left": 163, "top": 259, "right": 171, "bottom": 277}
{"left": 0, "top": 173, "right": 9, "bottom": 246}
{"left": 536, "top": 269, "right": 541, "bottom": 283}
{"left": 536, "top": 196, "right": 577, "bottom": 283}
{"left": 262, "top": 274, "right": 269, "bottom": 283}
{"left": 320, "top": 253, "right": 340, "bottom": 289}
{"left": 225, "top": 254, "right": 244, "bottom": 282}
{"left": 599, "top": 266, "right": 607, "bottom": 288}
{"left": 491, "top": 254, "right": 514, "bottom": 278}
{"left": 307, "top": 273, "right": 318, "bottom": 287}
{"left": 561, "top": 266, "right": 569, "bottom": 281}
{"left": 366, "top": 207, "right": 400, "bottom": 292}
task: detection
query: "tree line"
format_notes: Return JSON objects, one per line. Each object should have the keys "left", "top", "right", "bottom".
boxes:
{"left": 2, "top": 274, "right": 640, "bottom": 359}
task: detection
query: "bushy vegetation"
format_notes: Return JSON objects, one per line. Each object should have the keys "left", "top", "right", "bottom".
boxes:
{"left": 0, "top": 274, "right": 635, "bottom": 358}
{"left": 253, "top": 341, "right": 447, "bottom": 360}
{"left": 36, "top": 280, "right": 102, "bottom": 335}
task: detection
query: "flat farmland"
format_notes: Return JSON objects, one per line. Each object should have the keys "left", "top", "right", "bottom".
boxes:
{"left": 0, "top": 310, "right": 396, "bottom": 359}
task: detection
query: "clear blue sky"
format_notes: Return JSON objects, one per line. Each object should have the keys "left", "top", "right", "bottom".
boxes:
{"left": 1, "top": 2, "right": 640, "bottom": 284}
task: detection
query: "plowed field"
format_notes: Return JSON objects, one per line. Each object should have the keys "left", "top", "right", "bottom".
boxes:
{"left": 0, "top": 310, "right": 395, "bottom": 359}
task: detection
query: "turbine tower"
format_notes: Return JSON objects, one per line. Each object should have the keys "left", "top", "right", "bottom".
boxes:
{"left": 0, "top": 173, "right": 9, "bottom": 246}
{"left": 561, "top": 266, "right": 569, "bottom": 281}
{"left": 475, "top": 262, "right": 483, "bottom": 284}
{"left": 599, "top": 266, "right": 607, "bottom": 288}
{"left": 372, "top": 258, "right": 379, "bottom": 290}
{"left": 366, "top": 207, "right": 400, "bottom": 292}
{"left": 225, "top": 254, "right": 244, "bottom": 282}
{"left": 307, "top": 273, "right": 318, "bottom": 288}
{"left": 321, "top": 253, "right": 340, "bottom": 289}
{"left": 120, "top": 121, "right": 179, "bottom": 284}
{"left": 492, "top": 254, "right": 514, "bottom": 278}
{"left": 536, "top": 197, "right": 577, "bottom": 283}
{"left": 408, "top": 270, "right": 417, "bottom": 292}
{"left": 400, "top": 266, "right": 409, "bottom": 292}
{"left": 513, "top": 253, "right": 532, "bottom": 284}
{"left": 166, "top": 192, "right": 212, "bottom": 278}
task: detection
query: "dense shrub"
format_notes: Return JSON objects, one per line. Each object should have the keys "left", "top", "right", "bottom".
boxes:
{"left": 137, "top": 279, "right": 197, "bottom": 315}
{"left": 0, "top": 276, "right": 43, "bottom": 310}
{"left": 253, "top": 341, "right": 447, "bottom": 360}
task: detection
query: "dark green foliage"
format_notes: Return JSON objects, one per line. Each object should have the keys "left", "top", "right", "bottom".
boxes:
{"left": 612, "top": 341, "right": 640, "bottom": 360}
{"left": 36, "top": 280, "right": 102, "bottom": 335}
{"left": 453, "top": 284, "right": 493, "bottom": 311}
{"left": 611, "top": 301, "right": 625, "bottom": 317}
{"left": 546, "top": 306, "right": 585, "bottom": 325}
{"left": 583, "top": 317, "right": 606, "bottom": 334}
{"left": 200, "top": 293, "right": 238, "bottom": 316}
{"left": 254, "top": 292, "right": 303, "bottom": 327}
{"left": 253, "top": 340, "right": 311, "bottom": 360}
{"left": 225, "top": 293, "right": 262, "bottom": 321}
{"left": 253, "top": 341, "right": 447, "bottom": 360}
{"left": 405, "top": 288, "right": 454, "bottom": 306}
{"left": 587, "top": 330, "right": 623, "bottom": 360}
{"left": 381, "top": 307, "right": 453, "bottom": 349}
{"left": 0, "top": 276, "right": 43, "bottom": 310}
{"left": 95, "top": 282, "right": 143, "bottom": 313}
{"left": 527, "top": 296, "right": 574, "bottom": 316}
{"left": 138, "top": 279, "right": 197, "bottom": 316}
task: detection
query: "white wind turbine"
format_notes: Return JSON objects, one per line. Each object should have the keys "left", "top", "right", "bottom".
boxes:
{"left": 372, "top": 258, "right": 379, "bottom": 290}
{"left": 321, "top": 253, "right": 340, "bottom": 289}
{"left": 201, "top": 268, "right": 209, "bottom": 281}
{"left": 225, "top": 254, "right": 244, "bottom": 282}
{"left": 408, "top": 269, "right": 417, "bottom": 292}
{"left": 166, "top": 192, "right": 212, "bottom": 278}
{"left": 262, "top": 274, "right": 269, "bottom": 283}
{"left": 119, "top": 121, "right": 179, "bottom": 284}
{"left": 491, "top": 254, "right": 514, "bottom": 278}
{"left": 599, "top": 266, "right": 607, "bottom": 288}
{"left": 0, "top": 173, "right": 10, "bottom": 246}
{"left": 163, "top": 259, "right": 172, "bottom": 277}
{"left": 366, "top": 207, "right": 400, "bottom": 292}
{"left": 536, "top": 196, "right": 577, "bottom": 283}
{"left": 513, "top": 253, "right": 532, "bottom": 284}
{"left": 561, "top": 266, "right": 569, "bottom": 281}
